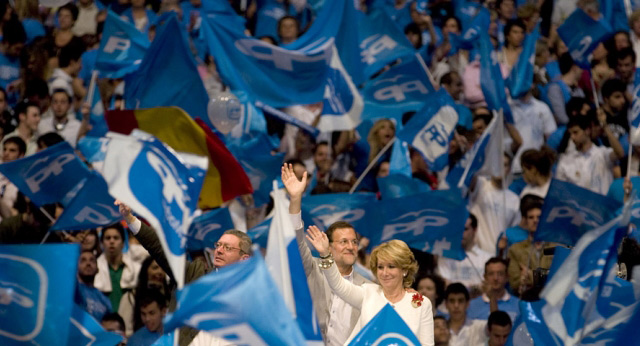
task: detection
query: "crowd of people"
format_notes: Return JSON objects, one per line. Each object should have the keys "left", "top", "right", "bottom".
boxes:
{"left": 2, "top": 0, "right": 640, "bottom": 345}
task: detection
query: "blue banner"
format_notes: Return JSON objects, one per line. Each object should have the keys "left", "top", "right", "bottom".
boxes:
{"left": 508, "top": 25, "right": 539, "bottom": 99}
{"left": 0, "top": 244, "right": 79, "bottom": 345}
{"left": 477, "top": 31, "right": 514, "bottom": 123}
{"left": 247, "top": 217, "right": 272, "bottom": 249}
{"left": 396, "top": 89, "right": 459, "bottom": 172}
{"left": 0, "top": 141, "right": 90, "bottom": 206}
{"left": 163, "top": 253, "right": 306, "bottom": 345}
{"left": 557, "top": 8, "right": 614, "bottom": 69}
{"left": 377, "top": 174, "right": 431, "bottom": 199}
{"left": 300, "top": 192, "right": 379, "bottom": 234}
{"left": 348, "top": 304, "right": 421, "bottom": 345}
{"left": 450, "top": 6, "right": 490, "bottom": 53}
{"left": 186, "top": 208, "right": 235, "bottom": 251}
{"left": 67, "top": 304, "right": 123, "bottom": 346}
{"left": 95, "top": 10, "right": 150, "bottom": 78}
{"left": 535, "top": 180, "right": 622, "bottom": 246}
{"left": 234, "top": 151, "right": 284, "bottom": 206}
{"left": 389, "top": 139, "right": 412, "bottom": 177}
{"left": 629, "top": 68, "right": 640, "bottom": 145}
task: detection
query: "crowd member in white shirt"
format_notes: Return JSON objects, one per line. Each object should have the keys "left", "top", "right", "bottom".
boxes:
{"left": 1, "top": 100, "right": 40, "bottom": 156}
{"left": 445, "top": 283, "right": 487, "bottom": 346}
{"left": 437, "top": 214, "right": 493, "bottom": 297}
{"left": 556, "top": 111, "right": 624, "bottom": 195}
{"left": 37, "top": 89, "right": 82, "bottom": 147}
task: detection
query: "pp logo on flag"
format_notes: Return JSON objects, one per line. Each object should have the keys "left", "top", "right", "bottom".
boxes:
{"left": 0, "top": 254, "right": 47, "bottom": 341}
{"left": 545, "top": 200, "right": 604, "bottom": 228}
{"left": 73, "top": 203, "right": 121, "bottom": 225}
{"left": 371, "top": 332, "right": 417, "bottom": 346}
{"left": 412, "top": 105, "right": 457, "bottom": 162}
{"left": 103, "top": 36, "right": 131, "bottom": 54}
{"left": 234, "top": 39, "right": 332, "bottom": 72}
{"left": 373, "top": 79, "right": 430, "bottom": 102}
{"left": 310, "top": 204, "right": 366, "bottom": 229}
{"left": 25, "top": 153, "right": 76, "bottom": 193}
{"left": 381, "top": 209, "right": 449, "bottom": 242}
{"left": 360, "top": 34, "right": 398, "bottom": 65}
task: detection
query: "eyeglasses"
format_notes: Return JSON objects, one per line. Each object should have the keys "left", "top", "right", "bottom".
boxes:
{"left": 214, "top": 242, "right": 244, "bottom": 253}
{"left": 332, "top": 239, "right": 359, "bottom": 247}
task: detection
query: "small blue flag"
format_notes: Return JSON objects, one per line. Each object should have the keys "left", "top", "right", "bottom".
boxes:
{"left": 95, "top": 10, "right": 150, "bottom": 78}
{"left": 377, "top": 174, "right": 431, "bottom": 199}
{"left": 247, "top": 217, "right": 272, "bottom": 249}
{"left": 186, "top": 208, "right": 235, "bottom": 251}
{"left": 348, "top": 304, "right": 421, "bottom": 345}
{"left": 300, "top": 192, "right": 378, "bottom": 234}
{"left": 67, "top": 304, "right": 123, "bottom": 346}
{"left": 389, "top": 139, "right": 412, "bottom": 177}
{"left": 557, "top": 8, "right": 614, "bottom": 69}
{"left": 477, "top": 31, "right": 514, "bottom": 123}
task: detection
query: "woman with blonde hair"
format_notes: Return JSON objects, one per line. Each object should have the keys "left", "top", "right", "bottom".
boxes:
{"left": 367, "top": 118, "right": 395, "bottom": 164}
{"left": 307, "top": 228, "right": 434, "bottom": 345}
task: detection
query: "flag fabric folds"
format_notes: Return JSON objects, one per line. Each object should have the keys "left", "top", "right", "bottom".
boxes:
{"left": 508, "top": 25, "right": 539, "bottom": 99}
{"left": 477, "top": 31, "right": 514, "bottom": 123}
{"left": 557, "top": 8, "right": 614, "bottom": 69}
{"left": 95, "top": 10, "right": 150, "bottom": 78}
{"left": 348, "top": 304, "right": 421, "bottom": 345}
{"left": 67, "top": 304, "right": 123, "bottom": 346}
{"left": 186, "top": 208, "right": 235, "bottom": 251}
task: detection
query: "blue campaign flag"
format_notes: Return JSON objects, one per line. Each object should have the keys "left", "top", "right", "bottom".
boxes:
{"left": 377, "top": 174, "right": 431, "bottom": 199}
{"left": 557, "top": 8, "right": 614, "bottom": 69}
{"left": 477, "top": 31, "right": 514, "bottom": 123}
{"left": 52, "top": 171, "right": 121, "bottom": 231}
{"left": 124, "top": 14, "right": 211, "bottom": 129}
{"left": 372, "top": 190, "right": 468, "bottom": 260}
{"left": 629, "top": 68, "right": 640, "bottom": 145}
{"left": 389, "top": 139, "right": 412, "bottom": 177}
{"left": 348, "top": 304, "right": 421, "bottom": 345}
{"left": 202, "top": 12, "right": 333, "bottom": 108}
{"left": 95, "top": 10, "right": 150, "bottom": 78}
{"left": 535, "top": 180, "right": 622, "bottom": 246}
{"left": 234, "top": 152, "right": 284, "bottom": 207}
{"left": 396, "top": 89, "right": 459, "bottom": 172}
{"left": 450, "top": 6, "right": 490, "bottom": 53}
{"left": 300, "top": 192, "right": 378, "bottom": 235}
{"left": 150, "top": 330, "right": 176, "bottom": 346}
{"left": 508, "top": 25, "right": 539, "bottom": 99}
{"left": 102, "top": 134, "right": 208, "bottom": 288}
{"left": 85, "top": 79, "right": 108, "bottom": 137}
{"left": 359, "top": 10, "right": 415, "bottom": 79}
{"left": 0, "top": 141, "right": 90, "bottom": 206}
{"left": 77, "top": 137, "right": 109, "bottom": 164}
{"left": 67, "top": 304, "right": 123, "bottom": 346}
{"left": 163, "top": 253, "right": 306, "bottom": 345}
{"left": 507, "top": 300, "right": 558, "bottom": 346}
{"left": 453, "top": 0, "right": 483, "bottom": 32}
{"left": 0, "top": 244, "right": 79, "bottom": 346}
{"left": 186, "top": 208, "right": 235, "bottom": 251}
{"left": 247, "top": 217, "right": 272, "bottom": 249}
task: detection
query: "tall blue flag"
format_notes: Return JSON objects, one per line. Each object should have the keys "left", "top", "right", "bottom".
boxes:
{"left": 348, "top": 304, "right": 421, "bottom": 345}
{"left": 0, "top": 141, "right": 90, "bottom": 206}
{"left": 124, "top": 14, "right": 211, "bottom": 129}
{"left": 629, "top": 68, "right": 640, "bottom": 145}
{"left": 389, "top": 139, "right": 412, "bottom": 177}
{"left": 186, "top": 208, "right": 235, "bottom": 251}
{"left": 557, "top": 8, "right": 614, "bottom": 69}
{"left": 67, "top": 304, "right": 123, "bottom": 346}
{"left": 163, "top": 253, "right": 307, "bottom": 345}
{"left": 535, "top": 179, "right": 622, "bottom": 246}
{"left": 0, "top": 244, "right": 79, "bottom": 345}
{"left": 396, "top": 89, "right": 459, "bottom": 172}
{"left": 95, "top": 10, "right": 150, "bottom": 78}
{"left": 508, "top": 25, "right": 539, "bottom": 99}
{"left": 85, "top": 76, "right": 108, "bottom": 137}
{"left": 300, "top": 192, "right": 378, "bottom": 234}
{"left": 477, "top": 31, "right": 514, "bottom": 123}
{"left": 449, "top": 6, "right": 490, "bottom": 53}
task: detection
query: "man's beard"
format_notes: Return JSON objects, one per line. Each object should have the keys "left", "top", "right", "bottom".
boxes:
{"left": 79, "top": 273, "right": 95, "bottom": 284}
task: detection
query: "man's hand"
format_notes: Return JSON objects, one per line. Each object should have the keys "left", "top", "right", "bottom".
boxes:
{"left": 282, "top": 163, "right": 307, "bottom": 217}
{"left": 597, "top": 107, "right": 607, "bottom": 126}
{"left": 114, "top": 200, "right": 136, "bottom": 225}
{"left": 306, "top": 225, "right": 330, "bottom": 257}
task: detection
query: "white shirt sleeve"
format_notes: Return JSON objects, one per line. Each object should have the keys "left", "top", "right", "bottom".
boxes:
{"left": 322, "top": 261, "right": 365, "bottom": 309}
{"left": 128, "top": 218, "right": 142, "bottom": 235}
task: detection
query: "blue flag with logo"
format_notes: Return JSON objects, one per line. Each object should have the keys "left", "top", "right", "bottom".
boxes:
{"left": 247, "top": 217, "right": 272, "bottom": 249}
{"left": 477, "top": 31, "right": 514, "bottom": 123}
{"left": 377, "top": 174, "right": 431, "bottom": 199}
{"left": 449, "top": 6, "right": 490, "bottom": 54}
{"left": 300, "top": 192, "right": 378, "bottom": 234}
{"left": 234, "top": 152, "right": 284, "bottom": 207}
{"left": 95, "top": 10, "right": 150, "bottom": 78}
{"left": 67, "top": 304, "right": 123, "bottom": 346}
{"left": 77, "top": 137, "right": 109, "bottom": 164}
{"left": 508, "top": 25, "right": 539, "bottom": 99}
{"left": 557, "top": 8, "right": 614, "bottom": 69}
{"left": 52, "top": 171, "right": 121, "bottom": 231}
{"left": 535, "top": 180, "right": 622, "bottom": 246}
{"left": 102, "top": 134, "right": 207, "bottom": 288}
{"left": 348, "top": 304, "right": 421, "bottom": 345}
{"left": 629, "top": 69, "right": 640, "bottom": 145}
{"left": 389, "top": 139, "right": 412, "bottom": 177}
{"left": 0, "top": 244, "right": 79, "bottom": 345}
{"left": 396, "top": 89, "right": 459, "bottom": 172}
{"left": 0, "top": 141, "right": 90, "bottom": 206}
{"left": 163, "top": 252, "right": 306, "bottom": 345}
{"left": 124, "top": 14, "right": 210, "bottom": 128}
{"left": 202, "top": 12, "right": 333, "bottom": 108}
{"left": 186, "top": 208, "right": 235, "bottom": 251}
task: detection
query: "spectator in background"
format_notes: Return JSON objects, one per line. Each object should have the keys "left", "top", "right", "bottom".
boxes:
{"left": 36, "top": 131, "right": 64, "bottom": 151}
{"left": 487, "top": 311, "right": 512, "bottom": 346}
{"left": 101, "top": 312, "right": 127, "bottom": 343}
{"left": 502, "top": 19, "right": 526, "bottom": 72}
{"left": 73, "top": 0, "right": 100, "bottom": 36}
{"left": 520, "top": 147, "right": 556, "bottom": 198}
{"left": 127, "top": 289, "right": 167, "bottom": 346}
{"left": 37, "top": 89, "right": 81, "bottom": 147}
{"left": 75, "top": 249, "right": 113, "bottom": 321}
{"left": 445, "top": 283, "right": 486, "bottom": 346}
{"left": 547, "top": 53, "right": 585, "bottom": 125}
{"left": 610, "top": 47, "right": 636, "bottom": 97}
{"left": 0, "top": 19, "right": 26, "bottom": 97}
{"left": 53, "top": 3, "right": 84, "bottom": 52}
{"left": 122, "top": 0, "right": 158, "bottom": 34}
{"left": 414, "top": 273, "right": 446, "bottom": 316}
{"left": 467, "top": 258, "right": 519, "bottom": 323}
{"left": 367, "top": 118, "right": 395, "bottom": 164}
{"left": 600, "top": 78, "right": 629, "bottom": 140}
{"left": 497, "top": 194, "right": 545, "bottom": 256}
{"left": 517, "top": 3, "right": 540, "bottom": 34}
{"left": 277, "top": 15, "right": 299, "bottom": 45}
{"left": 441, "top": 71, "right": 473, "bottom": 130}
{"left": 434, "top": 316, "right": 451, "bottom": 346}
{"left": 0, "top": 136, "right": 25, "bottom": 220}
{"left": 2, "top": 100, "right": 40, "bottom": 156}
{"left": 49, "top": 40, "right": 86, "bottom": 100}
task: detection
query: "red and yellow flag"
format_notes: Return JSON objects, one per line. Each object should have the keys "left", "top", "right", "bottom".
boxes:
{"left": 105, "top": 107, "right": 253, "bottom": 208}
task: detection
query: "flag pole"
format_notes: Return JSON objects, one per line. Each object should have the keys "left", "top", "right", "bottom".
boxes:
{"left": 87, "top": 70, "right": 99, "bottom": 106}
{"left": 349, "top": 137, "right": 396, "bottom": 193}
{"left": 415, "top": 52, "right": 438, "bottom": 89}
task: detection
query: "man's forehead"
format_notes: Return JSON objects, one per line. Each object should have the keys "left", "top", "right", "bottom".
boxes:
{"left": 331, "top": 227, "right": 357, "bottom": 239}
{"left": 218, "top": 233, "right": 240, "bottom": 245}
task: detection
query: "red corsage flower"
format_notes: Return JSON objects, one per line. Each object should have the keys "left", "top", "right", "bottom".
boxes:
{"left": 411, "top": 293, "right": 424, "bottom": 308}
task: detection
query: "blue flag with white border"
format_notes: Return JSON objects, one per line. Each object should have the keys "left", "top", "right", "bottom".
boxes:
{"left": 348, "top": 304, "right": 421, "bottom": 346}
{"left": 95, "top": 10, "right": 150, "bottom": 78}
{"left": 163, "top": 252, "right": 306, "bottom": 345}
{"left": 0, "top": 244, "right": 79, "bottom": 345}
{"left": 535, "top": 179, "right": 622, "bottom": 246}
{"left": 477, "top": 31, "right": 514, "bottom": 123}
{"left": 396, "top": 89, "right": 459, "bottom": 172}
{"left": 557, "top": 8, "right": 614, "bottom": 69}
{"left": 300, "top": 192, "right": 378, "bottom": 234}
{"left": 67, "top": 304, "right": 123, "bottom": 346}
{"left": 186, "top": 208, "right": 235, "bottom": 251}
{"left": 508, "top": 25, "right": 539, "bottom": 99}
{"left": 0, "top": 141, "right": 90, "bottom": 206}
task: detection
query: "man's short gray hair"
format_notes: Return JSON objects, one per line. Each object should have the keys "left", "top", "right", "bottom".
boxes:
{"left": 223, "top": 229, "right": 252, "bottom": 254}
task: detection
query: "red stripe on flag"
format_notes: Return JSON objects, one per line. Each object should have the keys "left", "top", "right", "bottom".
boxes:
{"left": 105, "top": 110, "right": 140, "bottom": 135}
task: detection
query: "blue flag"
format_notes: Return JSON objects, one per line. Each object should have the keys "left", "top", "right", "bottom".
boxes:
{"left": 0, "top": 141, "right": 90, "bottom": 206}
{"left": 396, "top": 89, "right": 459, "bottom": 172}
{"left": 348, "top": 304, "right": 421, "bottom": 345}
{"left": 0, "top": 244, "right": 79, "bottom": 345}
{"left": 124, "top": 14, "right": 210, "bottom": 129}
{"left": 77, "top": 136, "right": 109, "bottom": 164}
{"left": 508, "top": 25, "right": 539, "bottom": 99}
{"left": 202, "top": 12, "right": 333, "bottom": 108}
{"left": 186, "top": 208, "right": 235, "bottom": 251}
{"left": 85, "top": 79, "right": 108, "bottom": 137}
{"left": 507, "top": 300, "right": 558, "bottom": 346}
{"left": 450, "top": 6, "right": 490, "bottom": 53}
{"left": 163, "top": 253, "right": 307, "bottom": 345}
{"left": 150, "top": 330, "right": 176, "bottom": 346}
{"left": 102, "top": 134, "right": 208, "bottom": 288}
{"left": 389, "top": 139, "right": 412, "bottom": 177}
{"left": 535, "top": 180, "right": 622, "bottom": 246}
{"left": 67, "top": 304, "right": 123, "bottom": 346}
{"left": 95, "top": 10, "right": 150, "bottom": 78}
{"left": 477, "top": 31, "right": 514, "bottom": 123}
{"left": 247, "top": 217, "right": 272, "bottom": 249}
{"left": 300, "top": 192, "right": 378, "bottom": 234}
{"left": 234, "top": 152, "right": 285, "bottom": 207}
{"left": 629, "top": 68, "right": 640, "bottom": 145}
{"left": 52, "top": 171, "right": 121, "bottom": 231}
{"left": 557, "top": 8, "right": 614, "bottom": 69}
{"left": 377, "top": 174, "right": 431, "bottom": 199}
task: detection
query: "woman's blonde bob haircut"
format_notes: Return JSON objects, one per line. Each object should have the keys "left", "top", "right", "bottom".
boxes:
{"left": 369, "top": 239, "right": 419, "bottom": 288}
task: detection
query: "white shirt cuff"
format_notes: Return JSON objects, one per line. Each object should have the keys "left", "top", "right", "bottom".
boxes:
{"left": 289, "top": 212, "right": 303, "bottom": 230}
{"left": 129, "top": 218, "right": 142, "bottom": 235}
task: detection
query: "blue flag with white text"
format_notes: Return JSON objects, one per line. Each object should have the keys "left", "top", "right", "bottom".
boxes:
{"left": 535, "top": 180, "right": 622, "bottom": 246}
{"left": 508, "top": 25, "right": 539, "bottom": 99}
{"left": 348, "top": 304, "right": 421, "bottom": 346}
{"left": 0, "top": 244, "right": 79, "bottom": 346}
{"left": 95, "top": 10, "right": 150, "bottom": 78}
{"left": 300, "top": 192, "right": 378, "bottom": 234}
{"left": 450, "top": 6, "right": 490, "bottom": 54}
{"left": 67, "top": 304, "right": 123, "bottom": 346}
{"left": 557, "top": 8, "right": 614, "bottom": 69}
{"left": 186, "top": 208, "right": 235, "bottom": 251}
{"left": 477, "top": 31, "right": 514, "bottom": 123}
{"left": 396, "top": 89, "right": 459, "bottom": 172}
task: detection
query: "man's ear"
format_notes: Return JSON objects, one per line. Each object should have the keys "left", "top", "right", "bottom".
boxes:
{"left": 241, "top": 253, "right": 250, "bottom": 261}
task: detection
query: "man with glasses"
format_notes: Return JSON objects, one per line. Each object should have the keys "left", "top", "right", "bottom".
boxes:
{"left": 282, "top": 163, "right": 370, "bottom": 345}
{"left": 211, "top": 230, "right": 251, "bottom": 268}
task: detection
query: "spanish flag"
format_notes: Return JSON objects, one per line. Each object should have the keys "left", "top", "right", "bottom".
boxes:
{"left": 105, "top": 107, "right": 253, "bottom": 208}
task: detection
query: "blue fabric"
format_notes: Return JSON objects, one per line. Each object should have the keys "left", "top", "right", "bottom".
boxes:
{"left": 389, "top": 140, "right": 412, "bottom": 177}
{"left": 67, "top": 303, "right": 123, "bottom": 346}
{"left": 247, "top": 217, "right": 271, "bottom": 249}
{"left": 96, "top": 10, "right": 150, "bottom": 78}
{"left": 186, "top": 208, "right": 235, "bottom": 251}
{"left": 127, "top": 327, "right": 161, "bottom": 346}
{"left": 22, "top": 18, "right": 45, "bottom": 44}
{"left": 0, "top": 52, "right": 20, "bottom": 91}
{"left": 348, "top": 304, "right": 421, "bottom": 345}
{"left": 467, "top": 295, "right": 520, "bottom": 322}
{"left": 79, "top": 48, "right": 98, "bottom": 87}
{"left": 545, "top": 60, "right": 561, "bottom": 80}
{"left": 75, "top": 283, "right": 112, "bottom": 322}
{"left": 546, "top": 126, "right": 566, "bottom": 151}
{"left": 233, "top": 151, "right": 285, "bottom": 206}
{"left": 508, "top": 177, "right": 527, "bottom": 196}
{"left": 508, "top": 25, "right": 539, "bottom": 99}
{"left": 476, "top": 31, "right": 514, "bottom": 123}
{"left": 300, "top": 192, "right": 378, "bottom": 233}
{"left": 557, "top": 8, "right": 614, "bottom": 69}
{"left": 377, "top": 174, "right": 431, "bottom": 199}
{"left": 505, "top": 226, "right": 528, "bottom": 248}
{"left": 455, "top": 102, "right": 473, "bottom": 129}
{"left": 629, "top": 69, "right": 640, "bottom": 133}
{"left": 607, "top": 176, "right": 640, "bottom": 203}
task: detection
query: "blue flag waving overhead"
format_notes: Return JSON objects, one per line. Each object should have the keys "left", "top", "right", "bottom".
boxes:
{"left": 535, "top": 180, "right": 622, "bottom": 246}
{"left": 348, "top": 304, "right": 421, "bottom": 346}
{"left": 396, "top": 89, "right": 459, "bottom": 172}
{"left": 163, "top": 253, "right": 306, "bottom": 345}
{"left": 234, "top": 151, "right": 284, "bottom": 207}
{"left": 85, "top": 74, "right": 108, "bottom": 137}
{"left": 67, "top": 304, "right": 123, "bottom": 346}
{"left": 508, "top": 25, "right": 539, "bottom": 99}
{"left": 0, "top": 244, "right": 79, "bottom": 346}
{"left": 477, "top": 31, "right": 514, "bottom": 123}
{"left": 95, "top": 10, "right": 150, "bottom": 78}
{"left": 0, "top": 141, "right": 90, "bottom": 206}
{"left": 377, "top": 174, "right": 431, "bottom": 199}
{"left": 450, "top": 6, "right": 490, "bottom": 53}
{"left": 186, "top": 207, "right": 235, "bottom": 251}
{"left": 102, "top": 134, "right": 207, "bottom": 287}
{"left": 300, "top": 192, "right": 378, "bottom": 234}
{"left": 389, "top": 139, "right": 412, "bottom": 177}
{"left": 557, "top": 8, "right": 614, "bottom": 69}
{"left": 629, "top": 68, "right": 640, "bottom": 145}
{"left": 247, "top": 217, "right": 272, "bottom": 249}
{"left": 124, "top": 14, "right": 210, "bottom": 129}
